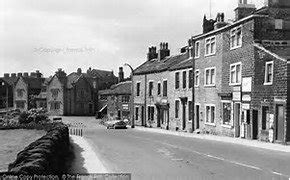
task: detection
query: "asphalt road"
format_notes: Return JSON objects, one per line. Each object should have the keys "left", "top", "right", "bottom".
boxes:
{"left": 63, "top": 117, "right": 290, "bottom": 180}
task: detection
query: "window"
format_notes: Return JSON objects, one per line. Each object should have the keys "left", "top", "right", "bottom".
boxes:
{"left": 189, "top": 70, "right": 193, "bottom": 88}
{"left": 230, "top": 62, "right": 242, "bottom": 85}
{"left": 80, "top": 90, "right": 85, "bottom": 98}
{"left": 157, "top": 82, "right": 161, "bottom": 95}
{"left": 163, "top": 80, "right": 167, "bottom": 97}
{"left": 175, "top": 72, "right": 180, "bottom": 89}
{"left": 175, "top": 100, "right": 180, "bottom": 118}
{"left": 262, "top": 106, "right": 269, "bottom": 130}
{"left": 189, "top": 46, "right": 193, "bottom": 58}
{"left": 264, "top": 61, "right": 273, "bottom": 85}
{"left": 195, "top": 41, "right": 200, "bottom": 58}
{"left": 50, "top": 102, "right": 60, "bottom": 110}
{"left": 222, "top": 102, "right": 232, "bottom": 125}
{"left": 122, "top": 95, "right": 130, "bottom": 103}
{"left": 205, "top": 36, "right": 216, "bottom": 56}
{"left": 51, "top": 89, "right": 59, "bottom": 99}
{"left": 195, "top": 70, "right": 200, "bottom": 87}
{"left": 205, "top": 105, "right": 215, "bottom": 125}
{"left": 17, "top": 89, "right": 24, "bottom": 98}
{"left": 183, "top": 71, "right": 187, "bottom": 89}
{"left": 100, "top": 95, "right": 107, "bottom": 101}
{"left": 149, "top": 81, "right": 153, "bottom": 96}
{"left": 135, "top": 107, "right": 139, "bottom": 121}
{"left": 136, "top": 82, "right": 140, "bottom": 96}
{"left": 188, "top": 101, "right": 193, "bottom": 121}
{"left": 205, "top": 67, "right": 216, "bottom": 86}
{"left": 230, "top": 26, "right": 242, "bottom": 49}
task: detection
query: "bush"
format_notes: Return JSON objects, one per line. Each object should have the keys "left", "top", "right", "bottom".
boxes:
{"left": 18, "top": 112, "right": 30, "bottom": 124}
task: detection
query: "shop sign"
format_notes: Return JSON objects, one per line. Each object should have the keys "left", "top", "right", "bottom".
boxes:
{"left": 122, "top": 104, "right": 129, "bottom": 110}
{"left": 242, "top": 95, "right": 251, "bottom": 102}
{"left": 232, "top": 92, "right": 241, "bottom": 101}
{"left": 242, "top": 104, "right": 250, "bottom": 110}
{"left": 242, "top": 77, "right": 252, "bottom": 92}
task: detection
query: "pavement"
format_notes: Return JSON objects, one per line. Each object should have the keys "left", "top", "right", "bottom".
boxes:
{"left": 62, "top": 117, "right": 290, "bottom": 180}
{"left": 134, "top": 126, "right": 290, "bottom": 153}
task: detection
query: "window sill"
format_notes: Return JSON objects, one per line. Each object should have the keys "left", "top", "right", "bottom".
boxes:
{"left": 204, "top": 84, "right": 216, "bottom": 88}
{"left": 205, "top": 122, "right": 216, "bottom": 127}
{"left": 204, "top": 53, "right": 216, "bottom": 57}
{"left": 230, "top": 45, "right": 242, "bottom": 50}
{"left": 221, "top": 124, "right": 233, "bottom": 129}
{"left": 263, "top": 82, "right": 273, "bottom": 86}
{"left": 229, "top": 83, "right": 241, "bottom": 86}
{"left": 194, "top": 56, "right": 200, "bottom": 59}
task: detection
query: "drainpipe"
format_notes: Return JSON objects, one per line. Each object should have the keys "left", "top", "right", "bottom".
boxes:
{"left": 191, "top": 38, "right": 196, "bottom": 133}
{"left": 144, "top": 74, "right": 147, "bottom": 127}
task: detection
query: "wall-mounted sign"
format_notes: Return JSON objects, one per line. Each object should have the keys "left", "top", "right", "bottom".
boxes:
{"left": 242, "top": 77, "right": 252, "bottom": 92}
{"left": 242, "top": 104, "right": 250, "bottom": 110}
{"left": 232, "top": 92, "right": 241, "bottom": 101}
{"left": 122, "top": 104, "right": 129, "bottom": 110}
{"left": 242, "top": 94, "right": 251, "bottom": 102}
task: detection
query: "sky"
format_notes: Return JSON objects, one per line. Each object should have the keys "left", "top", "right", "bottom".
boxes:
{"left": 0, "top": 0, "right": 265, "bottom": 77}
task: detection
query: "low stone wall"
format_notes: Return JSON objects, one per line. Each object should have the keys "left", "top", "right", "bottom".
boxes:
{"left": 7, "top": 123, "right": 70, "bottom": 175}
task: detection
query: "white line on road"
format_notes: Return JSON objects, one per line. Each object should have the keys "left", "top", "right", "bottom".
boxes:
{"left": 131, "top": 135, "right": 290, "bottom": 177}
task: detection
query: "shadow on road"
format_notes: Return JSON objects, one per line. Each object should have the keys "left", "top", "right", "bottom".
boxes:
{"left": 65, "top": 137, "right": 88, "bottom": 174}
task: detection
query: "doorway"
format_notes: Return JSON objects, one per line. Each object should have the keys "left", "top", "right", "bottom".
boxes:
{"left": 196, "top": 105, "right": 200, "bottom": 129}
{"left": 182, "top": 103, "right": 186, "bottom": 130}
{"left": 252, "top": 110, "right": 258, "bottom": 140}
{"left": 234, "top": 103, "right": 241, "bottom": 137}
{"left": 141, "top": 106, "right": 145, "bottom": 126}
{"left": 275, "top": 105, "right": 285, "bottom": 142}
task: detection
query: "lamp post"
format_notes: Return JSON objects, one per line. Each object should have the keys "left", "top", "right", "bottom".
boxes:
{"left": 124, "top": 63, "right": 135, "bottom": 128}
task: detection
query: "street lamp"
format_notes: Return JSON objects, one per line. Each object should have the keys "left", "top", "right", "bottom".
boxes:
{"left": 124, "top": 63, "right": 135, "bottom": 128}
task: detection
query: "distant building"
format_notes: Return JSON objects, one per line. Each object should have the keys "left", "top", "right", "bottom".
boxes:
{"left": 98, "top": 81, "right": 132, "bottom": 120}
{"left": 13, "top": 71, "right": 45, "bottom": 111}
{"left": 46, "top": 68, "right": 118, "bottom": 116}
{"left": 0, "top": 73, "right": 18, "bottom": 110}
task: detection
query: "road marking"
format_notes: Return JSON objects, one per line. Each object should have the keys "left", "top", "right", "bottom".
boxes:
{"left": 131, "top": 135, "right": 290, "bottom": 177}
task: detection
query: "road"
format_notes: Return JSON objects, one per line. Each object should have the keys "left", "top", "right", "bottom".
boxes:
{"left": 63, "top": 117, "right": 290, "bottom": 180}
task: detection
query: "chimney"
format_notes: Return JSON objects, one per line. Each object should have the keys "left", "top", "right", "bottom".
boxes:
{"left": 118, "top": 67, "right": 124, "bottom": 83}
{"left": 17, "top": 73, "right": 23, "bottom": 77}
{"left": 35, "top": 70, "right": 42, "bottom": 78}
{"left": 30, "top": 72, "right": 37, "bottom": 77}
{"left": 4, "top": 73, "right": 9, "bottom": 78}
{"left": 11, "top": 73, "right": 16, "bottom": 78}
{"left": 180, "top": 46, "right": 187, "bottom": 53}
{"left": 23, "top": 72, "right": 29, "bottom": 77}
{"left": 147, "top": 46, "right": 158, "bottom": 61}
{"left": 55, "top": 68, "right": 67, "bottom": 84}
{"left": 77, "top": 68, "right": 82, "bottom": 75}
{"left": 214, "top": 13, "right": 228, "bottom": 30}
{"left": 158, "top": 42, "right": 170, "bottom": 61}
{"left": 203, "top": 15, "right": 216, "bottom": 34}
{"left": 235, "top": 0, "right": 256, "bottom": 21}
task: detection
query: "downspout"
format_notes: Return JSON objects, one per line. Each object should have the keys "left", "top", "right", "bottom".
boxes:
{"left": 191, "top": 38, "right": 196, "bottom": 133}
{"left": 144, "top": 74, "right": 147, "bottom": 127}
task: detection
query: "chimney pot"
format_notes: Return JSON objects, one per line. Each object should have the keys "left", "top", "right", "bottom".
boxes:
{"left": 11, "top": 73, "right": 16, "bottom": 78}
{"left": 17, "top": 73, "right": 23, "bottom": 77}
{"left": 77, "top": 68, "right": 82, "bottom": 75}
{"left": 4, "top": 73, "right": 9, "bottom": 78}
{"left": 23, "top": 72, "right": 29, "bottom": 77}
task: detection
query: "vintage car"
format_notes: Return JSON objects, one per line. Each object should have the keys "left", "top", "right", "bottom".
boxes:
{"left": 105, "top": 120, "right": 127, "bottom": 129}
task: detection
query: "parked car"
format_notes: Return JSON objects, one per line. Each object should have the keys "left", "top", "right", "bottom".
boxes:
{"left": 105, "top": 120, "right": 127, "bottom": 129}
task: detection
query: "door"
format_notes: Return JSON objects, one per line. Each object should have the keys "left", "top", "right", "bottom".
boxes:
{"left": 234, "top": 103, "right": 241, "bottom": 137}
{"left": 141, "top": 106, "right": 145, "bottom": 126}
{"left": 89, "top": 104, "right": 93, "bottom": 115}
{"left": 182, "top": 104, "right": 186, "bottom": 130}
{"left": 157, "top": 107, "right": 161, "bottom": 127}
{"left": 196, "top": 105, "right": 200, "bottom": 129}
{"left": 117, "top": 110, "right": 121, "bottom": 120}
{"left": 252, "top": 110, "right": 258, "bottom": 140}
{"left": 276, "top": 105, "right": 285, "bottom": 142}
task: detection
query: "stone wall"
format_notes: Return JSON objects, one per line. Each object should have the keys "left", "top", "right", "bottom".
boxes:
{"left": 7, "top": 123, "right": 69, "bottom": 175}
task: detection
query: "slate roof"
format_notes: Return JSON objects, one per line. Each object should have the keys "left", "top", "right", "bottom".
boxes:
{"left": 0, "top": 76, "right": 18, "bottom": 86}
{"left": 66, "top": 72, "right": 82, "bottom": 89}
{"left": 89, "top": 69, "right": 114, "bottom": 79}
{"left": 22, "top": 77, "right": 45, "bottom": 89}
{"left": 169, "top": 58, "right": 193, "bottom": 71}
{"left": 133, "top": 53, "right": 190, "bottom": 75}
{"left": 99, "top": 81, "right": 132, "bottom": 95}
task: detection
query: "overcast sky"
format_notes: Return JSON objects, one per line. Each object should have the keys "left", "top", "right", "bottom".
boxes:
{"left": 0, "top": 0, "right": 264, "bottom": 77}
